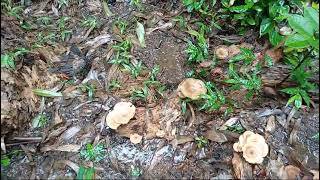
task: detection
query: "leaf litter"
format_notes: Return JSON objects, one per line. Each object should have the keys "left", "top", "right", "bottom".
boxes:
{"left": 1, "top": 0, "right": 319, "bottom": 179}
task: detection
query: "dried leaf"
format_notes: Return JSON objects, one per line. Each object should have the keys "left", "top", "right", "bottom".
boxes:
{"left": 136, "top": 22, "right": 146, "bottom": 48}
{"left": 85, "top": 34, "right": 112, "bottom": 49}
{"left": 204, "top": 128, "right": 228, "bottom": 143}
{"left": 1, "top": 136, "right": 6, "bottom": 153}
{"left": 62, "top": 126, "right": 81, "bottom": 141}
{"left": 219, "top": 117, "right": 239, "bottom": 131}
{"left": 41, "top": 144, "right": 81, "bottom": 152}
{"left": 146, "top": 22, "right": 173, "bottom": 35}
{"left": 232, "top": 153, "right": 253, "bottom": 179}
{"left": 55, "top": 160, "right": 80, "bottom": 173}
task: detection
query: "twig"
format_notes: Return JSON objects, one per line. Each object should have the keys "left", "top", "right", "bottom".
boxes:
{"left": 187, "top": 103, "right": 196, "bottom": 128}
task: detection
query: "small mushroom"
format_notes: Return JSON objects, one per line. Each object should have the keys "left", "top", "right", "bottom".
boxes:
{"left": 233, "top": 131, "right": 269, "bottom": 164}
{"left": 130, "top": 133, "right": 142, "bottom": 144}
{"left": 215, "top": 45, "right": 229, "bottom": 60}
{"left": 177, "top": 78, "right": 207, "bottom": 100}
{"left": 105, "top": 102, "right": 136, "bottom": 129}
{"left": 228, "top": 45, "right": 241, "bottom": 58}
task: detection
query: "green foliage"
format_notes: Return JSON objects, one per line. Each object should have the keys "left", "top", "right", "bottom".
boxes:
{"left": 1, "top": 155, "right": 10, "bottom": 167}
{"left": 79, "top": 83, "right": 95, "bottom": 101}
{"left": 172, "top": 16, "right": 187, "bottom": 28}
{"left": 312, "top": 132, "right": 319, "bottom": 140}
{"left": 229, "top": 48, "right": 255, "bottom": 65}
{"left": 195, "top": 136, "right": 208, "bottom": 148}
{"left": 108, "top": 79, "right": 121, "bottom": 90}
{"left": 32, "top": 89, "right": 63, "bottom": 97}
{"left": 1, "top": 0, "right": 23, "bottom": 19}
{"left": 131, "top": 85, "right": 149, "bottom": 102}
{"left": 226, "top": 63, "right": 262, "bottom": 100}
{"left": 130, "top": 0, "right": 141, "bottom": 9}
{"left": 58, "top": 16, "right": 70, "bottom": 31}
{"left": 76, "top": 166, "right": 95, "bottom": 180}
{"left": 1, "top": 48, "right": 29, "bottom": 70}
{"left": 131, "top": 165, "right": 142, "bottom": 177}
{"left": 115, "top": 19, "right": 128, "bottom": 34}
{"left": 227, "top": 123, "right": 245, "bottom": 134}
{"left": 32, "top": 113, "right": 48, "bottom": 128}
{"left": 80, "top": 143, "right": 106, "bottom": 162}
{"left": 81, "top": 16, "right": 100, "bottom": 29}
{"left": 58, "top": 0, "right": 69, "bottom": 9}
{"left": 38, "top": 16, "right": 52, "bottom": 26}
{"left": 285, "top": 6, "right": 319, "bottom": 50}
{"left": 123, "top": 60, "right": 144, "bottom": 79}
{"left": 60, "top": 29, "right": 72, "bottom": 41}
{"left": 199, "top": 82, "right": 225, "bottom": 111}
{"left": 183, "top": 0, "right": 205, "bottom": 12}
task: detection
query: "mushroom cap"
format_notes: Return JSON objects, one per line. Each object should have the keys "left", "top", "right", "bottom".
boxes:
{"left": 106, "top": 112, "right": 122, "bottom": 130}
{"left": 246, "top": 134, "right": 269, "bottom": 157}
{"left": 215, "top": 45, "right": 229, "bottom": 60}
{"left": 112, "top": 102, "right": 136, "bottom": 124}
{"left": 130, "top": 133, "right": 142, "bottom": 144}
{"left": 178, "top": 78, "right": 207, "bottom": 100}
{"left": 228, "top": 45, "right": 241, "bottom": 58}
{"left": 310, "top": 170, "right": 319, "bottom": 180}
{"left": 242, "top": 144, "right": 264, "bottom": 164}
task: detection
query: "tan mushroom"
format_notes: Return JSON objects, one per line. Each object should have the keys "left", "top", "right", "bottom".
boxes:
{"left": 177, "top": 78, "right": 207, "bottom": 100}
{"left": 310, "top": 170, "right": 319, "bottom": 180}
{"left": 105, "top": 102, "right": 136, "bottom": 129}
{"left": 215, "top": 45, "right": 229, "bottom": 60}
{"left": 130, "top": 133, "right": 142, "bottom": 144}
{"left": 228, "top": 45, "right": 241, "bottom": 58}
{"left": 233, "top": 131, "right": 268, "bottom": 164}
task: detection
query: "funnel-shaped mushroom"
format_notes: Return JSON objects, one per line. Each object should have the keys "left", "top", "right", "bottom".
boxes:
{"left": 106, "top": 102, "right": 136, "bottom": 130}
{"left": 178, "top": 78, "right": 207, "bottom": 100}
{"left": 215, "top": 45, "right": 229, "bottom": 60}
{"left": 233, "top": 131, "right": 268, "bottom": 164}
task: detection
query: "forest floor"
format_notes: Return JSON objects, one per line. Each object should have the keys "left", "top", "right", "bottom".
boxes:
{"left": 1, "top": 0, "right": 319, "bottom": 179}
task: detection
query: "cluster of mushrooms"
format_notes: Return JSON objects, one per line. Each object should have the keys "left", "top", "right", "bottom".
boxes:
{"left": 233, "top": 131, "right": 269, "bottom": 164}
{"left": 106, "top": 102, "right": 142, "bottom": 144}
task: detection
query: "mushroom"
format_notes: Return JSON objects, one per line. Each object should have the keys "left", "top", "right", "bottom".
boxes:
{"left": 228, "top": 45, "right": 241, "bottom": 58}
{"left": 106, "top": 102, "right": 136, "bottom": 130}
{"left": 177, "top": 78, "right": 207, "bottom": 100}
{"left": 233, "top": 131, "right": 269, "bottom": 164}
{"left": 279, "top": 165, "right": 301, "bottom": 180}
{"left": 310, "top": 170, "right": 319, "bottom": 180}
{"left": 215, "top": 45, "right": 229, "bottom": 60}
{"left": 130, "top": 133, "right": 142, "bottom": 144}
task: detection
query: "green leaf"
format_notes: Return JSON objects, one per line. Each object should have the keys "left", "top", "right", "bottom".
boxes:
{"left": 294, "top": 94, "right": 302, "bottom": 109}
{"left": 281, "top": 87, "right": 300, "bottom": 95}
{"left": 269, "top": 29, "right": 283, "bottom": 46}
{"left": 32, "top": 89, "right": 63, "bottom": 97}
{"left": 264, "top": 54, "right": 274, "bottom": 67}
{"left": 285, "top": 34, "right": 310, "bottom": 48}
{"left": 136, "top": 22, "right": 146, "bottom": 48}
{"left": 308, "top": 38, "right": 319, "bottom": 50}
{"left": 260, "top": 18, "right": 273, "bottom": 36}
{"left": 1, "top": 54, "right": 15, "bottom": 69}
{"left": 304, "top": 7, "right": 319, "bottom": 31}
{"left": 288, "top": 14, "right": 314, "bottom": 37}
{"left": 299, "top": 89, "right": 311, "bottom": 107}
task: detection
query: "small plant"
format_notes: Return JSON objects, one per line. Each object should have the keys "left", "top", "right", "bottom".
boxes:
{"left": 57, "top": 0, "right": 69, "bottom": 9}
{"left": 1, "top": 48, "right": 29, "bottom": 69}
{"left": 172, "top": 15, "right": 187, "bottom": 28}
{"left": 227, "top": 123, "right": 245, "bottom": 134}
{"left": 1, "top": 155, "right": 10, "bottom": 167}
{"left": 182, "top": 0, "right": 205, "bottom": 13}
{"left": 58, "top": 16, "right": 70, "bottom": 31}
{"left": 1, "top": 0, "right": 23, "bottom": 20}
{"left": 123, "top": 60, "right": 144, "bottom": 78}
{"left": 80, "top": 143, "right": 106, "bottom": 162}
{"left": 186, "top": 29, "right": 208, "bottom": 64}
{"left": 312, "top": 132, "right": 319, "bottom": 140}
{"left": 79, "top": 83, "right": 95, "bottom": 101}
{"left": 108, "top": 79, "right": 121, "bottom": 90}
{"left": 36, "top": 32, "right": 56, "bottom": 45}
{"left": 229, "top": 47, "right": 255, "bottom": 65}
{"left": 131, "top": 165, "right": 142, "bottom": 178}
{"left": 130, "top": 0, "right": 141, "bottom": 9}
{"left": 31, "top": 113, "right": 48, "bottom": 128}
{"left": 115, "top": 19, "right": 128, "bottom": 34}
{"left": 60, "top": 29, "right": 72, "bottom": 41}
{"left": 195, "top": 136, "right": 208, "bottom": 148}
{"left": 226, "top": 63, "right": 262, "bottom": 100}
{"left": 199, "top": 82, "right": 226, "bottom": 111}
{"left": 81, "top": 16, "right": 100, "bottom": 30}
{"left": 38, "top": 16, "right": 52, "bottom": 26}
{"left": 131, "top": 85, "right": 149, "bottom": 102}
{"left": 76, "top": 166, "right": 95, "bottom": 180}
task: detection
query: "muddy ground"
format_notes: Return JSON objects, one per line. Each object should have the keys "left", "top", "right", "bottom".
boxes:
{"left": 1, "top": 0, "right": 319, "bottom": 179}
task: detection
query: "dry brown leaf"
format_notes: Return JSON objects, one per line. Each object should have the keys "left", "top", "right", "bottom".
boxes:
{"left": 41, "top": 144, "right": 81, "bottom": 152}
{"left": 37, "top": 48, "right": 61, "bottom": 63}
{"left": 232, "top": 152, "right": 253, "bottom": 179}
{"left": 204, "top": 128, "right": 228, "bottom": 143}
{"left": 219, "top": 117, "right": 239, "bottom": 131}
{"left": 265, "top": 48, "right": 283, "bottom": 64}
{"left": 198, "top": 61, "right": 213, "bottom": 68}
{"left": 54, "top": 160, "right": 80, "bottom": 173}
